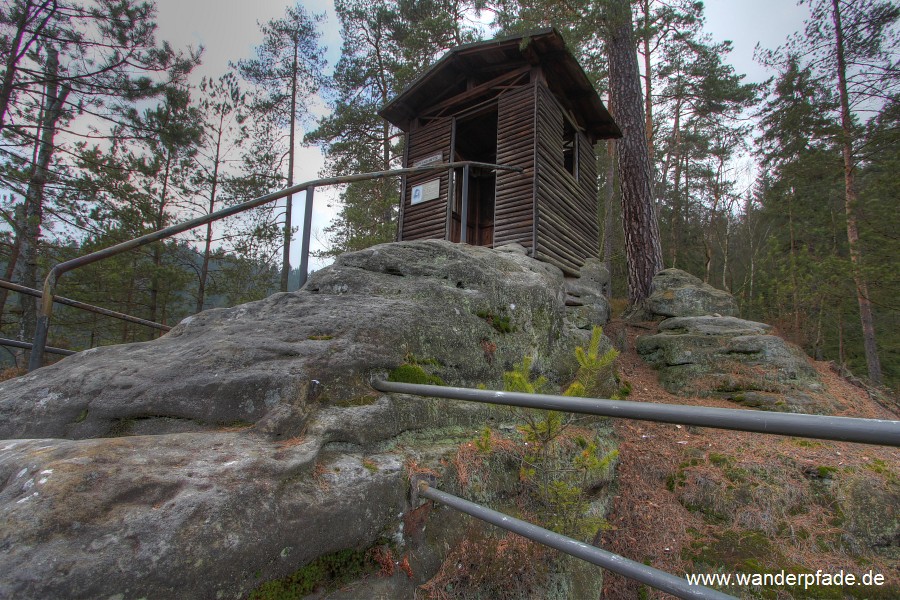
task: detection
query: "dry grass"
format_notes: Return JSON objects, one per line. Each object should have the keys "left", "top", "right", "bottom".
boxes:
{"left": 452, "top": 429, "right": 521, "bottom": 488}
{"left": 312, "top": 462, "right": 330, "bottom": 491}
{"left": 399, "top": 554, "right": 414, "bottom": 579}
{"left": 369, "top": 545, "right": 395, "bottom": 577}
{"left": 599, "top": 320, "right": 900, "bottom": 599}
{"left": 0, "top": 366, "right": 25, "bottom": 382}
{"left": 405, "top": 459, "right": 440, "bottom": 481}
{"left": 275, "top": 435, "right": 306, "bottom": 448}
{"left": 418, "top": 527, "right": 548, "bottom": 600}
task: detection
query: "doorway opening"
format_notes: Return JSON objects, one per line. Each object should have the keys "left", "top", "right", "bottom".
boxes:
{"left": 451, "top": 107, "right": 498, "bottom": 246}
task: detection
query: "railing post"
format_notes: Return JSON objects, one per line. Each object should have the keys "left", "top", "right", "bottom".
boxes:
{"left": 460, "top": 164, "right": 470, "bottom": 244}
{"left": 299, "top": 186, "right": 314, "bottom": 289}
{"left": 28, "top": 270, "right": 58, "bottom": 372}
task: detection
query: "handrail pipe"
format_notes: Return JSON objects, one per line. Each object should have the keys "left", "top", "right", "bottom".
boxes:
{"left": 419, "top": 483, "right": 735, "bottom": 600}
{"left": 371, "top": 381, "right": 900, "bottom": 447}
{"left": 29, "top": 161, "right": 522, "bottom": 371}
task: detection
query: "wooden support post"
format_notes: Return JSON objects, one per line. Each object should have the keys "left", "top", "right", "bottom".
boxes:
{"left": 299, "top": 186, "right": 314, "bottom": 289}
{"left": 461, "top": 164, "right": 470, "bottom": 244}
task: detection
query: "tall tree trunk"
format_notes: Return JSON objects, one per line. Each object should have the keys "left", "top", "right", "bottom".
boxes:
{"left": 149, "top": 152, "right": 172, "bottom": 329}
{"left": 788, "top": 191, "right": 800, "bottom": 336}
{"left": 673, "top": 152, "right": 687, "bottom": 270}
{"left": 280, "top": 39, "right": 299, "bottom": 293}
{"left": 607, "top": 0, "right": 663, "bottom": 305}
{"left": 121, "top": 257, "right": 136, "bottom": 343}
{"left": 15, "top": 46, "right": 68, "bottom": 347}
{"left": 0, "top": 222, "right": 22, "bottom": 327}
{"left": 704, "top": 160, "right": 724, "bottom": 285}
{"left": 602, "top": 139, "right": 617, "bottom": 299}
{"left": 721, "top": 217, "right": 730, "bottom": 292}
{"left": 668, "top": 97, "right": 683, "bottom": 267}
{"left": 0, "top": 0, "right": 56, "bottom": 132}
{"left": 831, "top": 0, "right": 882, "bottom": 384}
{"left": 640, "top": 0, "right": 654, "bottom": 163}
{"left": 838, "top": 310, "right": 845, "bottom": 367}
{"left": 197, "top": 114, "right": 224, "bottom": 313}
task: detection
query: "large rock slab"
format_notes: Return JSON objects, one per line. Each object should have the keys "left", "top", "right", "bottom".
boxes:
{"left": 0, "top": 241, "right": 603, "bottom": 440}
{"left": 647, "top": 269, "right": 737, "bottom": 318}
{"left": 637, "top": 316, "right": 825, "bottom": 411}
{"left": 0, "top": 240, "right": 615, "bottom": 599}
{"left": 0, "top": 432, "right": 404, "bottom": 599}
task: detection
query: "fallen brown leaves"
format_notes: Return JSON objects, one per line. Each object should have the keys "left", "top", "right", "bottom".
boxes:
{"left": 600, "top": 320, "right": 900, "bottom": 599}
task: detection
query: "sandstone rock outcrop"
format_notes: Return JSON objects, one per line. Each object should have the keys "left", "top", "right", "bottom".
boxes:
{"left": 647, "top": 268, "right": 737, "bottom": 318}
{"left": 0, "top": 240, "right": 613, "bottom": 599}
{"left": 0, "top": 241, "right": 606, "bottom": 440}
{"left": 638, "top": 271, "right": 831, "bottom": 412}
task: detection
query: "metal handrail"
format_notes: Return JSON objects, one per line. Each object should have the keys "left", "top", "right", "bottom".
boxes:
{"left": 0, "top": 279, "right": 169, "bottom": 332}
{"left": 375, "top": 380, "right": 900, "bottom": 598}
{"left": 418, "top": 483, "right": 735, "bottom": 599}
{"left": 28, "top": 161, "right": 523, "bottom": 371}
{"left": 0, "top": 337, "right": 75, "bottom": 356}
{"left": 371, "top": 380, "right": 900, "bottom": 447}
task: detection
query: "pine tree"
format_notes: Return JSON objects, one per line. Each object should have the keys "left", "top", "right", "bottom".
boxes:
{"left": 0, "top": 0, "right": 196, "bottom": 352}
{"left": 309, "top": 0, "right": 484, "bottom": 256}
{"left": 606, "top": 0, "right": 663, "bottom": 304}
{"left": 192, "top": 73, "right": 247, "bottom": 312}
{"left": 236, "top": 4, "right": 325, "bottom": 292}
{"left": 123, "top": 81, "right": 203, "bottom": 328}
{"left": 760, "top": 0, "right": 899, "bottom": 384}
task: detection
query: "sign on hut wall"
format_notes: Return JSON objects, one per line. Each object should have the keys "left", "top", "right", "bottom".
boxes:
{"left": 411, "top": 179, "right": 441, "bottom": 205}
{"left": 414, "top": 152, "right": 443, "bottom": 167}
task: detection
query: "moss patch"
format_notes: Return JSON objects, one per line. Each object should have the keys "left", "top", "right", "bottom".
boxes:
{"left": 475, "top": 310, "right": 515, "bottom": 334}
{"left": 387, "top": 363, "right": 444, "bottom": 386}
{"left": 249, "top": 546, "right": 379, "bottom": 599}
{"left": 686, "top": 529, "right": 780, "bottom": 572}
{"left": 333, "top": 393, "right": 380, "bottom": 407}
{"left": 107, "top": 418, "right": 134, "bottom": 437}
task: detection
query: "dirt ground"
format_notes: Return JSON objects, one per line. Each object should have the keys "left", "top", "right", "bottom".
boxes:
{"left": 598, "top": 320, "right": 900, "bottom": 599}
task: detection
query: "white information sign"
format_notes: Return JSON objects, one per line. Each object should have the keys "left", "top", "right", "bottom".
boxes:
{"left": 414, "top": 152, "right": 443, "bottom": 167}
{"left": 411, "top": 179, "right": 440, "bottom": 205}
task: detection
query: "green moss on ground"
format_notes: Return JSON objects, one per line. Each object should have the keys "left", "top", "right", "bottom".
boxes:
{"left": 249, "top": 547, "right": 379, "bottom": 599}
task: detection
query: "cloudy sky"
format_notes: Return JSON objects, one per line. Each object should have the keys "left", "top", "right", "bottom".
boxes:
{"left": 152, "top": 0, "right": 811, "bottom": 271}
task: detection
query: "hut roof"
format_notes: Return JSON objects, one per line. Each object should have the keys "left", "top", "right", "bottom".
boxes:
{"left": 379, "top": 28, "right": 621, "bottom": 140}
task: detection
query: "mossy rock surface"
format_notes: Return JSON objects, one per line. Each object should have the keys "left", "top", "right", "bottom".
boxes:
{"left": 637, "top": 315, "right": 827, "bottom": 409}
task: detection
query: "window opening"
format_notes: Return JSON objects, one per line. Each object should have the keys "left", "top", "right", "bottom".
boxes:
{"left": 563, "top": 118, "right": 578, "bottom": 179}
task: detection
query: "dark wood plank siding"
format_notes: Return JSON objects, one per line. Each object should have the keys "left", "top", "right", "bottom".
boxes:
{"left": 534, "top": 83, "right": 600, "bottom": 275}
{"left": 494, "top": 84, "right": 536, "bottom": 249}
{"left": 400, "top": 118, "right": 452, "bottom": 241}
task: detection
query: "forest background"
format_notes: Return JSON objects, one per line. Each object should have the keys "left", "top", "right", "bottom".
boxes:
{"left": 1, "top": 0, "right": 897, "bottom": 391}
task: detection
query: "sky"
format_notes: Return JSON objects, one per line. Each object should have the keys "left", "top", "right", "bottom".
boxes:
{"left": 151, "top": 0, "right": 812, "bottom": 273}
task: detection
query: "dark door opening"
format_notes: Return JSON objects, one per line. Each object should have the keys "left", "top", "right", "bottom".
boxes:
{"left": 451, "top": 108, "right": 498, "bottom": 246}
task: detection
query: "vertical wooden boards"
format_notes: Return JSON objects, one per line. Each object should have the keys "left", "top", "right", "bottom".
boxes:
{"left": 494, "top": 84, "right": 537, "bottom": 250}
{"left": 400, "top": 118, "right": 452, "bottom": 241}
{"left": 534, "top": 83, "right": 600, "bottom": 275}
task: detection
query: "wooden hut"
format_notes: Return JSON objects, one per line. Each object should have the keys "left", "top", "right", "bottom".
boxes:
{"left": 379, "top": 28, "right": 621, "bottom": 275}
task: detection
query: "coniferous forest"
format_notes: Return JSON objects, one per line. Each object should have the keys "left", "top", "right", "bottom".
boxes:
{"left": 1, "top": 0, "right": 897, "bottom": 391}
